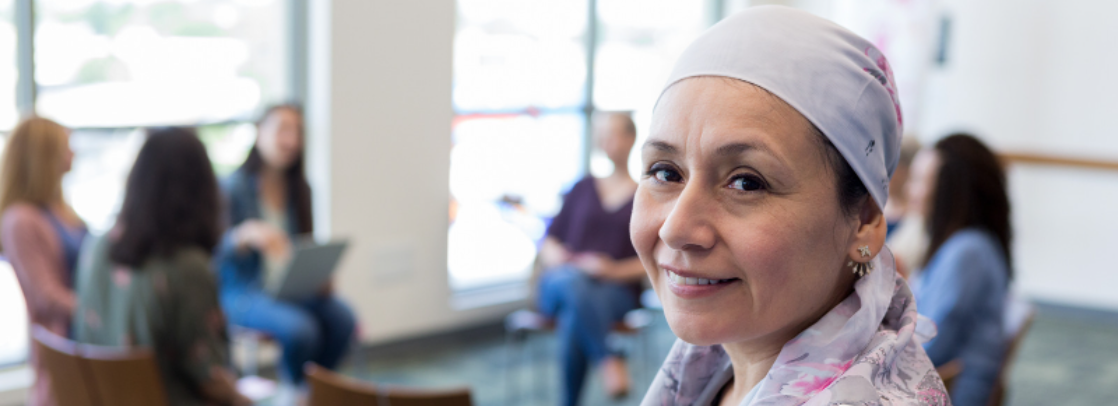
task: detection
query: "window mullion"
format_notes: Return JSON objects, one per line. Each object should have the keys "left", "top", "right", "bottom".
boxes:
{"left": 582, "top": 0, "right": 599, "bottom": 175}
{"left": 14, "top": 0, "right": 34, "bottom": 118}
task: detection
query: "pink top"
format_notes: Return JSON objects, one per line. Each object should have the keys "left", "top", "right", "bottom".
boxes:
{"left": 1, "top": 203, "right": 75, "bottom": 406}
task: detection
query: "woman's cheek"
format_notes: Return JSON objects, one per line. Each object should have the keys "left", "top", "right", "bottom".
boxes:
{"left": 631, "top": 190, "right": 667, "bottom": 281}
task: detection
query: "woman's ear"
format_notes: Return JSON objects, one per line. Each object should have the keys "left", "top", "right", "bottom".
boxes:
{"left": 847, "top": 197, "right": 887, "bottom": 262}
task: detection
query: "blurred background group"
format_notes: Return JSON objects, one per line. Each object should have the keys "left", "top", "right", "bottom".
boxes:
{"left": 0, "top": 0, "right": 1115, "bottom": 405}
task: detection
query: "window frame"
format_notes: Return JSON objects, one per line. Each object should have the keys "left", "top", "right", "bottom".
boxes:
{"left": 447, "top": 0, "right": 725, "bottom": 293}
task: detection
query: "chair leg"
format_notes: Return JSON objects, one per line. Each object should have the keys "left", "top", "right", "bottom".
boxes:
{"left": 244, "top": 335, "right": 259, "bottom": 377}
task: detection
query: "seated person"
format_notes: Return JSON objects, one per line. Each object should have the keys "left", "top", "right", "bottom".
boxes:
{"left": 906, "top": 133, "right": 1011, "bottom": 406}
{"left": 0, "top": 117, "right": 87, "bottom": 406}
{"left": 214, "top": 104, "right": 355, "bottom": 385}
{"left": 884, "top": 135, "right": 921, "bottom": 235}
{"left": 537, "top": 112, "right": 646, "bottom": 406}
{"left": 884, "top": 135, "right": 925, "bottom": 277}
{"left": 74, "top": 128, "right": 250, "bottom": 406}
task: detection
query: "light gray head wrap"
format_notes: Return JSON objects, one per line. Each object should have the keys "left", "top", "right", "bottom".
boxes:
{"left": 659, "top": 5, "right": 903, "bottom": 209}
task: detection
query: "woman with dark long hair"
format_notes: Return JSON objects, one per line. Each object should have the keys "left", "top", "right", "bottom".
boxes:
{"left": 906, "top": 133, "right": 1012, "bottom": 406}
{"left": 73, "top": 127, "right": 250, "bottom": 405}
{"left": 214, "top": 104, "right": 355, "bottom": 385}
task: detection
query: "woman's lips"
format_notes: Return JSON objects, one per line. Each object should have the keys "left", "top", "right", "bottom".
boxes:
{"left": 662, "top": 267, "right": 740, "bottom": 299}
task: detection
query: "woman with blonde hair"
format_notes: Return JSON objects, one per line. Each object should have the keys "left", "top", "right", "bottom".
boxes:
{"left": 0, "top": 117, "right": 87, "bottom": 406}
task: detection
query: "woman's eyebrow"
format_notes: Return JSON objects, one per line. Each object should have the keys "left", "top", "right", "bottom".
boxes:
{"left": 714, "top": 142, "right": 770, "bottom": 158}
{"left": 643, "top": 140, "right": 678, "bottom": 154}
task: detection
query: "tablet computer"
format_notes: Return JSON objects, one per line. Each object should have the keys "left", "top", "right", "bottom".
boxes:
{"left": 266, "top": 239, "right": 349, "bottom": 302}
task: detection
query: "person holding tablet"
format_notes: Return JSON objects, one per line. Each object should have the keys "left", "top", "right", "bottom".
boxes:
{"left": 215, "top": 104, "right": 356, "bottom": 385}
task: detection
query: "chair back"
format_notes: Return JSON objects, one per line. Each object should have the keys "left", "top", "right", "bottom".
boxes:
{"left": 306, "top": 363, "right": 473, "bottom": 406}
{"left": 30, "top": 324, "right": 169, "bottom": 406}
{"left": 987, "top": 297, "right": 1036, "bottom": 406}
{"left": 82, "top": 344, "right": 169, "bottom": 406}
{"left": 31, "top": 326, "right": 98, "bottom": 406}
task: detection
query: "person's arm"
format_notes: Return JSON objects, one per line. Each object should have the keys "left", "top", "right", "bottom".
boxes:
{"left": 538, "top": 236, "right": 572, "bottom": 269}
{"left": 173, "top": 256, "right": 251, "bottom": 406}
{"left": 1, "top": 207, "right": 75, "bottom": 325}
{"left": 917, "top": 239, "right": 987, "bottom": 366}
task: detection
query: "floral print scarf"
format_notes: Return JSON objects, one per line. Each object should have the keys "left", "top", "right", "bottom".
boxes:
{"left": 641, "top": 247, "right": 950, "bottom": 406}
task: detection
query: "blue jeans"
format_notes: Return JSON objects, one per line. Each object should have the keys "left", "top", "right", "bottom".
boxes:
{"left": 223, "top": 290, "right": 357, "bottom": 383}
{"left": 537, "top": 266, "right": 638, "bottom": 406}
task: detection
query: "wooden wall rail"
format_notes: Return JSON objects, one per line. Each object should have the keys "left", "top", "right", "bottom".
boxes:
{"left": 1000, "top": 152, "right": 1118, "bottom": 172}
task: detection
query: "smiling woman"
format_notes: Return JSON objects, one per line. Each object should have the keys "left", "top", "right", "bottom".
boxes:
{"left": 632, "top": 6, "right": 947, "bottom": 406}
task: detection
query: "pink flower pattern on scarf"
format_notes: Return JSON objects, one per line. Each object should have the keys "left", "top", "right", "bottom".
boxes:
{"left": 863, "top": 46, "right": 904, "bottom": 128}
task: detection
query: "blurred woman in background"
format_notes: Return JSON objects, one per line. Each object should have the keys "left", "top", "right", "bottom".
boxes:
{"left": 74, "top": 128, "right": 250, "bottom": 406}
{"left": 0, "top": 117, "right": 87, "bottom": 406}
{"left": 215, "top": 104, "right": 355, "bottom": 385}
{"left": 907, "top": 133, "right": 1012, "bottom": 406}
{"left": 884, "top": 135, "right": 927, "bottom": 277}
{"left": 536, "top": 112, "right": 646, "bottom": 405}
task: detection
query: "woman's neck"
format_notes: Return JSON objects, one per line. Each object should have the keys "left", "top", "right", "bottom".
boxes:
{"left": 258, "top": 165, "right": 288, "bottom": 210}
{"left": 718, "top": 335, "right": 786, "bottom": 405}
{"left": 719, "top": 271, "right": 856, "bottom": 405}
{"left": 259, "top": 164, "right": 286, "bottom": 181}
{"left": 607, "top": 159, "right": 631, "bottom": 182}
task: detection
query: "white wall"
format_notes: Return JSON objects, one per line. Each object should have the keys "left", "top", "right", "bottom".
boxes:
{"left": 917, "top": 0, "right": 1118, "bottom": 311}
{"left": 306, "top": 0, "right": 523, "bottom": 345}
{"left": 742, "top": 0, "right": 1118, "bottom": 311}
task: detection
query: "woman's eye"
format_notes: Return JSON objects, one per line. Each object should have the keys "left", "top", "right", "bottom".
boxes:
{"left": 729, "top": 175, "right": 765, "bottom": 191}
{"left": 649, "top": 166, "right": 682, "bottom": 183}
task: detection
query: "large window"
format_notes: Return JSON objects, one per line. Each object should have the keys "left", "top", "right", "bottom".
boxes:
{"left": 0, "top": 0, "right": 293, "bottom": 367}
{"left": 448, "top": 0, "right": 714, "bottom": 291}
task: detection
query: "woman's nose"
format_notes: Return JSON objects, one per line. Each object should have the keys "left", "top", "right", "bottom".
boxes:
{"left": 658, "top": 182, "right": 716, "bottom": 252}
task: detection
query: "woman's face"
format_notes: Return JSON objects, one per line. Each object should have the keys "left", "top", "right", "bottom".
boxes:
{"left": 594, "top": 115, "right": 636, "bottom": 165}
{"left": 60, "top": 130, "right": 73, "bottom": 174}
{"left": 256, "top": 108, "right": 303, "bottom": 170}
{"left": 905, "top": 149, "right": 940, "bottom": 218}
{"left": 631, "top": 77, "right": 860, "bottom": 347}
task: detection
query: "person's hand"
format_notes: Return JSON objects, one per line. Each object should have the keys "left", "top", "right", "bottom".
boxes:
{"left": 234, "top": 220, "right": 291, "bottom": 260}
{"left": 539, "top": 237, "right": 572, "bottom": 269}
{"left": 571, "top": 252, "right": 616, "bottom": 278}
{"left": 318, "top": 279, "right": 334, "bottom": 296}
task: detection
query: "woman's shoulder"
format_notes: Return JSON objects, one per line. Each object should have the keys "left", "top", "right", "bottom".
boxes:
{"left": 0, "top": 202, "right": 48, "bottom": 230}
{"left": 939, "top": 228, "right": 1003, "bottom": 259}
{"left": 164, "top": 247, "right": 216, "bottom": 280}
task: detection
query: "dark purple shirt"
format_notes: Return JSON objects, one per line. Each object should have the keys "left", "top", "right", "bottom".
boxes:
{"left": 547, "top": 176, "right": 637, "bottom": 260}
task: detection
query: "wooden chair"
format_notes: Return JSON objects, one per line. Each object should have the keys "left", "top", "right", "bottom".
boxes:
{"left": 31, "top": 326, "right": 98, "bottom": 406}
{"left": 933, "top": 297, "right": 1037, "bottom": 406}
{"left": 31, "top": 325, "right": 169, "bottom": 406}
{"left": 935, "top": 359, "right": 963, "bottom": 392}
{"left": 987, "top": 304, "right": 1036, "bottom": 406}
{"left": 305, "top": 363, "right": 473, "bottom": 406}
{"left": 82, "top": 344, "right": 169, "bottom": 406}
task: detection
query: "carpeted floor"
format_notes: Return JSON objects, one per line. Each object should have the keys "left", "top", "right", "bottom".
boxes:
{"left": 326, "top": 303, "right": 1118, "bottom": 406}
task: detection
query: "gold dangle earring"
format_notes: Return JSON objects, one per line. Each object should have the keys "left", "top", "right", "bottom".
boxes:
{"left": 848, "top": 245, "right": 874, "bottom": 277}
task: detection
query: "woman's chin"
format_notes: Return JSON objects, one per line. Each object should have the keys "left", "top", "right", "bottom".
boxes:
{"left": 664, "top": 310, "right": 745, "bottom": 347}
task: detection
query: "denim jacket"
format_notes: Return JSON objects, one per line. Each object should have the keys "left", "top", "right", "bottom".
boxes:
{"left": 214, "top": 169, "right": 301, "bottom": 298}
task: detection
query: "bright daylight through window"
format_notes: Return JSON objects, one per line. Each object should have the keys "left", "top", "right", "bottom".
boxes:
{"left": 447, "top": 0, "right": 710, "bottom": 291}
{"left": 0, "top": 0, "right": 291, "bottom": 367}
